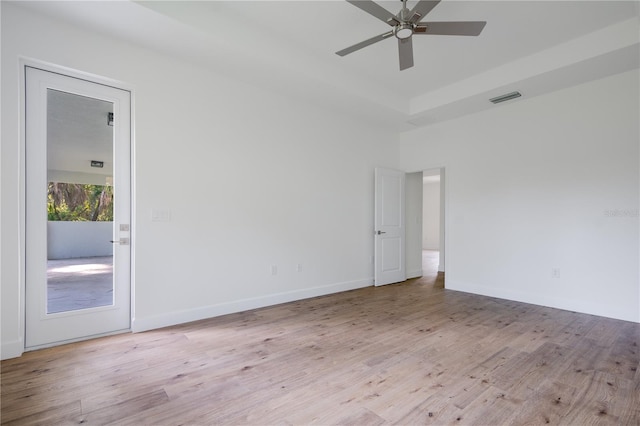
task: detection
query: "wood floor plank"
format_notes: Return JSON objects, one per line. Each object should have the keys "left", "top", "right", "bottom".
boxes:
{"left": 456, "top": 385, "right": 522, "bottom": 425}
{"left": 77, "top": 389, "right": 169, "bottom": 425}
{"left": 507, "top": 379, "right": 579, "bottom": 425}
{"left": 395, "top": 392, "right": 466, "bottom": 424}
{"left": 613, "top": 374, "right": 640, "bottom": 424}
{"left": 496, "top": 341, "right": 570, "bottom": 400}
{"left": 2, "top": 252, "right": 639, "bottom": 425}
{"left": 561, "top": 370, "right": 625, "bottom": 425}
{"left": 0, "top": 400, "right": 81, "bottom": 426}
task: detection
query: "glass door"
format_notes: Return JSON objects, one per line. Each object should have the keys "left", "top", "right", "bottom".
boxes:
{"left": 25, "top": 67, "right": 131, "bottom": 349}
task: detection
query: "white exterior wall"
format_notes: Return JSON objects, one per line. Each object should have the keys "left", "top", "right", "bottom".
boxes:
{"left": 47, "top": 221, "right": 113, "bottom": 259}
{"left": 0, "top": 3, "right": 399, "bottom": 359}
{"left": 400, "top": 70, "right": 640, "bottom": 323}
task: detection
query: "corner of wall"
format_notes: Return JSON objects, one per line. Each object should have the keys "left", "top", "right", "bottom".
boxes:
{"left": 132, "top": 278, "right": 373, "bottom": 333}
{"left": 447, "top": 279, "right": 640, "bottom": 324}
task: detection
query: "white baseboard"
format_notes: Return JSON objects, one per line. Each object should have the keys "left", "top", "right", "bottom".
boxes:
{"left": 1, "top": 338, "right": 24, "bottom": 360}
{"left": 446, "top": 279, "right": 639, "bottom": 324}
{"left": 132, "top": 278, "right": 373, "bottom": 333}
{"left": 406, "top": 269, "right": 423, "bottom": 279}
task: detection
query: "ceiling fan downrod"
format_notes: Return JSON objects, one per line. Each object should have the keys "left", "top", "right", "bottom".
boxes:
{"left": 394, "top": 0, "right": 413, "bottom": 39}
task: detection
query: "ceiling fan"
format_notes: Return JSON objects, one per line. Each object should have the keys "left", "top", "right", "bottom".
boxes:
{"left": 336, "top": 0, "right": 486, "bottom": 70}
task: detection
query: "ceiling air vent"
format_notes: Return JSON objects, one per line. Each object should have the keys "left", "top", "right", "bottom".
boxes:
{"left": 490, "top": 91, "right": 521, "bottom": 104}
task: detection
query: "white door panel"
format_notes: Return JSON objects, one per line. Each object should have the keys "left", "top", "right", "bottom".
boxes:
{"left": 374, "top": 168, "right": 406, "bottom": 286}
{"left": 381, "top": 237, "right": 402, "bottom": 272}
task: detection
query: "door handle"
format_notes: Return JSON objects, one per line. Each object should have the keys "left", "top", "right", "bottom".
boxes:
{"left": 376, "top": 230, "right": 386, "bottom": 235}
{"left": 110, "top": 238, "right": 130, "bottom": 245}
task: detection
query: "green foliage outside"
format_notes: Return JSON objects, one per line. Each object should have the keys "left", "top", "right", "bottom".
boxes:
{"left": 47, "top": 182, "right": 114, "bottom": 221}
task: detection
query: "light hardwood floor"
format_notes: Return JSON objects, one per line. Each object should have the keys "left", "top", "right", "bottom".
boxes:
{"left": 2, "top": 251, "right": 639, "bottom": 425}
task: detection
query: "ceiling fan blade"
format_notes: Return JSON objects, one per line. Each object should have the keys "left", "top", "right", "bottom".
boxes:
{"left": 408, "top": 0, "right": 441, "bottom": 23}
{"left": 398, "top": 37, "right": 414, "bottom": 71}
{"left": 336, "top": 31, "right": 394, "bottom": 56}
{"left": 346, "top": 0, "right": 399, "bottom": 26}
{"left": 414, "top": 21, "right": 487, "bottom": 36}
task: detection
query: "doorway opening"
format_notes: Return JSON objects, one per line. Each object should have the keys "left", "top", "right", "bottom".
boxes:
{"left": 420, "top": 249, "right": 442, "bottom": 288}
{"left": 422, "top": 168, "right": 444, "bottom": 285}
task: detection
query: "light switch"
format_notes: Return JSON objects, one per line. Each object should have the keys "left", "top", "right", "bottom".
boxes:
{"left": 151, "top": 209, "right": 171, "bottom": 222}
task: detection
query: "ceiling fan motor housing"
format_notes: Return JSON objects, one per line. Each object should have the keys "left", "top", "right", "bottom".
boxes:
{"left": 394, "top": 23, "right": 414, "bottom": 39}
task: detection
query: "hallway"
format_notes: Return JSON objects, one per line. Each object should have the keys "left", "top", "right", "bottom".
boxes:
{"left": 419, "top": 249, "right": 443, "bottom": 288}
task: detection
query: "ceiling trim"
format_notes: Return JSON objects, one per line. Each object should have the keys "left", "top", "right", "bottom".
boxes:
{"left": 408, "top": 17, "right": 640, "bottom": 122}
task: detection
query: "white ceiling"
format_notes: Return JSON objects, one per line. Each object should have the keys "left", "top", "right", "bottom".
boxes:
{"left": 17, "top": 0, "right": 640, "bottom": 130}
{"left": 47, "top": 89, "right": 114, "bottom": 183}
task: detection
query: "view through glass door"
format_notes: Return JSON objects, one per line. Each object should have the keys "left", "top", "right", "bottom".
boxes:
{"left": 25, "top": 66, "right": 131, "bottom": 349}
{"left": 46, "top": 89, "right": 115, "bottom": 314}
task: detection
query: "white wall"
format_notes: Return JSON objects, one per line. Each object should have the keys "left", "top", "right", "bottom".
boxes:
{"left": 400, "top": 69, "right": 640, "bottom": 323}
{"left": 1, "top": 3, "right": 399, "bottom": 359}
{"left": 48, "top": 222, "right": 113, "bottom": 259}
{"left": 422, "top": 181, "right": 440, "bottom": 250}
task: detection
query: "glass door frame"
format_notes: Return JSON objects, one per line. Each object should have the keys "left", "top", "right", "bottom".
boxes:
{"left": 23, "top": 61, "right": 133, "bottom": 351}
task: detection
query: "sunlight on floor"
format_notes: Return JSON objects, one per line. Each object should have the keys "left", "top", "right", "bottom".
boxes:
{"left": 47, "top": 256, "right": 114, "bottom": 313}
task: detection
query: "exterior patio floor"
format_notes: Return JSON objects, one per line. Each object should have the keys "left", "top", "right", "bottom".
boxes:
{"left": 47, "top": 256, "right": 114, "bottom": 313}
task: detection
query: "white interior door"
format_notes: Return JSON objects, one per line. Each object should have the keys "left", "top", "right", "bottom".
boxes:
{"left": 25, "top": 66, "right": 131, "bottom": 349}
{"left": 374, "top": 167, "right": 406, "bottom": 286}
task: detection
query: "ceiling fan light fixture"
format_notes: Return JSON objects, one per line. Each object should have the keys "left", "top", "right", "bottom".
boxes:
{"left": 395, "top": 23, "right": 413, "bottom": 39}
